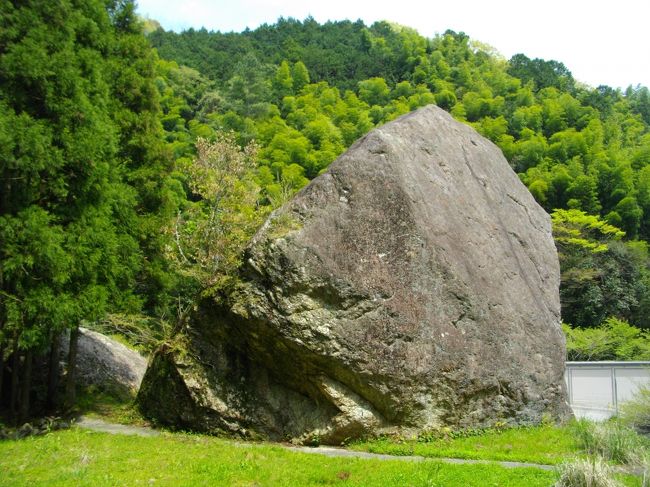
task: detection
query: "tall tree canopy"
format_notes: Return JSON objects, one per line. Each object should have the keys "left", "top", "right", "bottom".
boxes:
{"left": 0, "top": 0, "right": 170, "bottom": 418}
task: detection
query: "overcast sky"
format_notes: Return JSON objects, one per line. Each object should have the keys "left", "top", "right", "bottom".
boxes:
{"left": 136, "top": 0, "right": 650, "bottom": 90}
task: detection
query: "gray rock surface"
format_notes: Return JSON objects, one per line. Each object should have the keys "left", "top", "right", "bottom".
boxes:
{"left": 63, "top": 327, "right": 147, "bottom": 397}
{"left": 138, "top": 105, "right": 571, "bottom": 442}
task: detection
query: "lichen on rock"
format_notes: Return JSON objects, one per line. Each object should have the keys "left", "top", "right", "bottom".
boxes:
{"left": 138, "top": 105, "right": 571, "bottom": 443}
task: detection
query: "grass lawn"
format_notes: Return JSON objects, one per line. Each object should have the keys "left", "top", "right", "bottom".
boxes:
{"left": 0, "top": 428, "right": 558, "bottom": 487}
{"left": 1, "top": 426, "right": 646, "bottom": 486}
{"left": 2, "top": 390, "right": 646, "bottom": 487}
{"left": 350, "top": 424, "right": 582, "bottom": 465}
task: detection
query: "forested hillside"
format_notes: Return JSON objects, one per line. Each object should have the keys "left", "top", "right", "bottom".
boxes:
{"left": 147, "top": 18, "right": 650, "bottom": 333}
{"left": 1, "top": 4, "right": 649, "bottom": 421}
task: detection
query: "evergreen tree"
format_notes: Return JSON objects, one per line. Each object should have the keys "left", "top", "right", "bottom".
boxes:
{"left": 0, "top": 0, "right": 169, "bottom": 418}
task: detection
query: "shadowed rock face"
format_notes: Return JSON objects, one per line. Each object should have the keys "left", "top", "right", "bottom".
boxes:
{"left": 138, "top": 105, "right": 571, "bottom": 443}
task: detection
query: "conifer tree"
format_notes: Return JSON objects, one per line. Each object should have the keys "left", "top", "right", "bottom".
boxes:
{"left": 0, "top": 0, "right": 169, "bottom": 417}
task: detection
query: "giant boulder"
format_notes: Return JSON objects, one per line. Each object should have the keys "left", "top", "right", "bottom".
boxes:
{"left": 138, "top": 105, "right": 571, "bottom": 442}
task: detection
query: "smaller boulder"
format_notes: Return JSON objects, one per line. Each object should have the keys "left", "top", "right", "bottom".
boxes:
{"left": 61, "top": 327, "right": 147, "bottom": 397}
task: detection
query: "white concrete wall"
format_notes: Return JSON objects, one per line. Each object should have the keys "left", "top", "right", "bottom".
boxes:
{"left": 565, "top": 362, "right": 650, "bottom": 420}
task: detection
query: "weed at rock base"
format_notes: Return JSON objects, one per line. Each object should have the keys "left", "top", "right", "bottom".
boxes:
{"left": 554, "top": 457, "right": 621, "bottom": 487}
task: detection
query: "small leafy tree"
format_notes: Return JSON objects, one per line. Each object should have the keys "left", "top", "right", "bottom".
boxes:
{"left": 563, "top": 318, "right": 650, "bottom": 361}
{"left": 551, "top": 210, "right": 650, "bottom": 327}
{"left": 170, "top": 133, "right": 267, "bottom": 293}
{"left": 291, "top": 61, "right": 310, "bottom": 93}
{"left": 552, "top": 209, "right": 625, "bottom": 253}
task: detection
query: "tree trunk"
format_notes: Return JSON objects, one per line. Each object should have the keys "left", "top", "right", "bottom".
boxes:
{"left": 0, "top": 349, "right": 4, "bottom": 407}
{"left": 9, "top": 350, "right": 19, "bottom": 423}
{"left": 18, "top": 348, "right": 32, "bottom": 423}
{"left": 46, "top": 333, "right": 61, "bottom": 411}
{"left": 64, "top": 326, "right": 79, "bottom": 410}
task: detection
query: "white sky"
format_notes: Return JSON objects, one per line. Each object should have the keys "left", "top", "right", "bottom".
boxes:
{"left": 136, "top": 0, "right": 650, "bottom": 90}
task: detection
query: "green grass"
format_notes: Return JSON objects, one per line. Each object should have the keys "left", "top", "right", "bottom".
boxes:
{"left": 4, "top": 388, "right": 646, "bottom": 486}
{"left": 350, "top": 424, "right": 582, "bottom": 465}
{"left": 0, "top": 428, "right": 559, "bottom": 487}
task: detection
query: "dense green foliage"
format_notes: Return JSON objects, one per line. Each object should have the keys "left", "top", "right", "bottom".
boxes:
{"left": 146, "top": 19, "right": 650, "bottom": 334}
{"left": 564, "top": 319, "right": 650, "bottom": 361}
{"left": 0, "top": 0, "right": 173, "bottom": 419}
{"left": 552, "top": 210, "right": 650, "bottom": 329}
{"left": 1, "top": 0, "right": 131, "bottom": 355}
